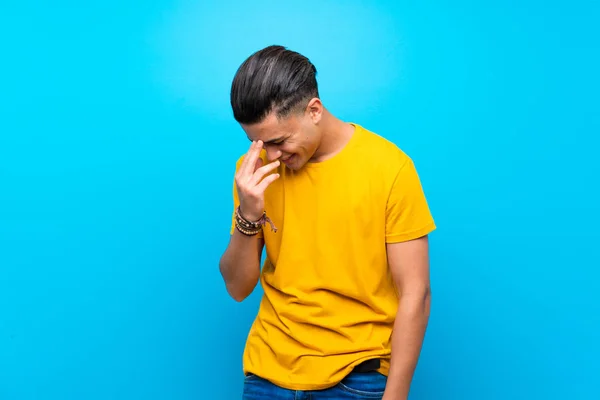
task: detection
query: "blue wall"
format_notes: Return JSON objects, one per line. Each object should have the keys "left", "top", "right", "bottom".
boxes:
{"left": 1, "top": 1, "right": 599, "bottom": 399}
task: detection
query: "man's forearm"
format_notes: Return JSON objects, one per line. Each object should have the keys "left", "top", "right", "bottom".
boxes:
{"left": 219, "top": 231, "right": 263, "bottom": 302}
{"left": 383, "top": 289, "right": 431, "bottom": 399}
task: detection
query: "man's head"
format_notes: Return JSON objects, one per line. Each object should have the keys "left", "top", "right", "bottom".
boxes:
{"left": 230, "top": 45, "right": 323, "bottom": 170}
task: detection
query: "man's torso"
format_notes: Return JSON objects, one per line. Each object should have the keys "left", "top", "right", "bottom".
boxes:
{"left": 232, "top": 124, "right": 435, "bottom": 390}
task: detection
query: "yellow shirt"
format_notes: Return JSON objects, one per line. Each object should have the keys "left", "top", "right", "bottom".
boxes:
{"left": 229, "top": 123, "right": 436, "bottom": 391}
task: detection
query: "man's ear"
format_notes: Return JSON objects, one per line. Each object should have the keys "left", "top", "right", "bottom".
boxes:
{"left": 305, "top": 97, "right": 323, "bottom": 124}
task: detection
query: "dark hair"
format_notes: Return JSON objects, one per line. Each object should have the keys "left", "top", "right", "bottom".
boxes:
{"left": 230, "top": 45, "right": 319, "bottom": 124}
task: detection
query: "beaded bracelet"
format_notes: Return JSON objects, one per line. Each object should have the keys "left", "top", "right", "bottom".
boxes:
{"left": 235, "top": 206, "right": 277, "bottom": 236}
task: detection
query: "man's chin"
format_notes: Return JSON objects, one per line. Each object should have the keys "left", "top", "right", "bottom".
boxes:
{"left": 281, "top": 154, "right": 297, "bottom": 168}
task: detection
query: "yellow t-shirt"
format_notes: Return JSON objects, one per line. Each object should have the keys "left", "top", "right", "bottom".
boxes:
{"left": 229, "top": 123, "right": 436, "bottom": 391}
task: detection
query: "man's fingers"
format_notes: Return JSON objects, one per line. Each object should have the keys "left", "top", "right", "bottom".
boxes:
{"left": 238, "top": 140, "right": 263, "bottom": 178}
{"left": 254, "top": 157, "right": 264, "bottom": 171}
{"left": 245, "top": 140, "right": 263, "bottom": 175}
{"left": 255, "top": 171, "right": 280, "bottom": 193}
{"left": 250, "top": 160, "right": 280, "bottom": 185}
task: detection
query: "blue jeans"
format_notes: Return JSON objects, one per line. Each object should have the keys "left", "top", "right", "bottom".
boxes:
{"left": 242, "top": 371, "right": 387, "bottom": 399}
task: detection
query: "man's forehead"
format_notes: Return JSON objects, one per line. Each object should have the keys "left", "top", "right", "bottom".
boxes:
{"left": 242, "top": 114, "right": 293, "bottom": 141}
{"left": 244, "top": 131, "right": 286, "bottom": 144}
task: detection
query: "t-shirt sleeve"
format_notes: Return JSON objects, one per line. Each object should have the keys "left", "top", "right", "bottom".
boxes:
{"left": 229, "top": 156, "right": 264, "bottom": 238}
{"left": 385, "top": 157, "right": 436, "bottom": 243}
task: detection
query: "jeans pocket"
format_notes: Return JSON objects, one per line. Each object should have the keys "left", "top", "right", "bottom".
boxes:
{"left": 337, "top": 371, "right": 387, "bottom": 398}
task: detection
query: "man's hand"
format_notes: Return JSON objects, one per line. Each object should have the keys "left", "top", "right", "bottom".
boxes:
{"left": 235, "top": 140, "right": 280, "bottom": 221}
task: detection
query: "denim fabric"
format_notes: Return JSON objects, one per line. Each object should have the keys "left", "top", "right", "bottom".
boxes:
{"left": 242, "top": 371, "right": 387, "bottom": 399}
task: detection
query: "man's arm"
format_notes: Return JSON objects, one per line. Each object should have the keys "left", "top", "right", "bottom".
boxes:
{"left": 219, "top": 140, "right": 280, "bottom": 302}
{"left": 218, "top": 231, "right": 264, "bottom": 302}
{"left": 383, "top": 235, "right": 432, "bottom": 400}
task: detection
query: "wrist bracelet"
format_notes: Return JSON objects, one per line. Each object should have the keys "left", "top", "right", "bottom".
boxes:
{"left": 235, "top": 206, "right": 277, "bottom": 236}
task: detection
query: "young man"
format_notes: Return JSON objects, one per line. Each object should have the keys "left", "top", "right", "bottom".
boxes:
{"left": 219, "top": 45, "right": 436, "bottom": 400}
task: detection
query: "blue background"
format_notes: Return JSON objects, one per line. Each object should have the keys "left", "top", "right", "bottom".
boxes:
{"left": 1, "top": 1, "right": 599, "bottom": 399}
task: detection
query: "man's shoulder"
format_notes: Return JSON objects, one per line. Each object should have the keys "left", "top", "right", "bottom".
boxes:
{"left": 354, "top": 124, "right": 411, "bottom": 169}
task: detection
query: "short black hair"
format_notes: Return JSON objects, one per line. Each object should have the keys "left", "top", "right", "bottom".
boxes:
{"left": 230, "top": 45, "right": 319, "bottom": 125}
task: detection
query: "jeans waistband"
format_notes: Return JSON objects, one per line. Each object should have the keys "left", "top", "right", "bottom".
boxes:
{"left": 352, "top": 358, "right": 380, "bottom": 372}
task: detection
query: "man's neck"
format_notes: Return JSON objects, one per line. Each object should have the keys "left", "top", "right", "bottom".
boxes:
{"left": 310, "top": 110, "right": 355, "bottom": 163}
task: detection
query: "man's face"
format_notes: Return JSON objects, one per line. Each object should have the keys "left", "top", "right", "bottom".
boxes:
{"left": 241, "top": 102, "right": 322, "bottom": 171}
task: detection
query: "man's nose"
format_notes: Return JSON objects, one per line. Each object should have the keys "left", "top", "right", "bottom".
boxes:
{"left": 265, "top": 146, "right": 281, "bottom": 162}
